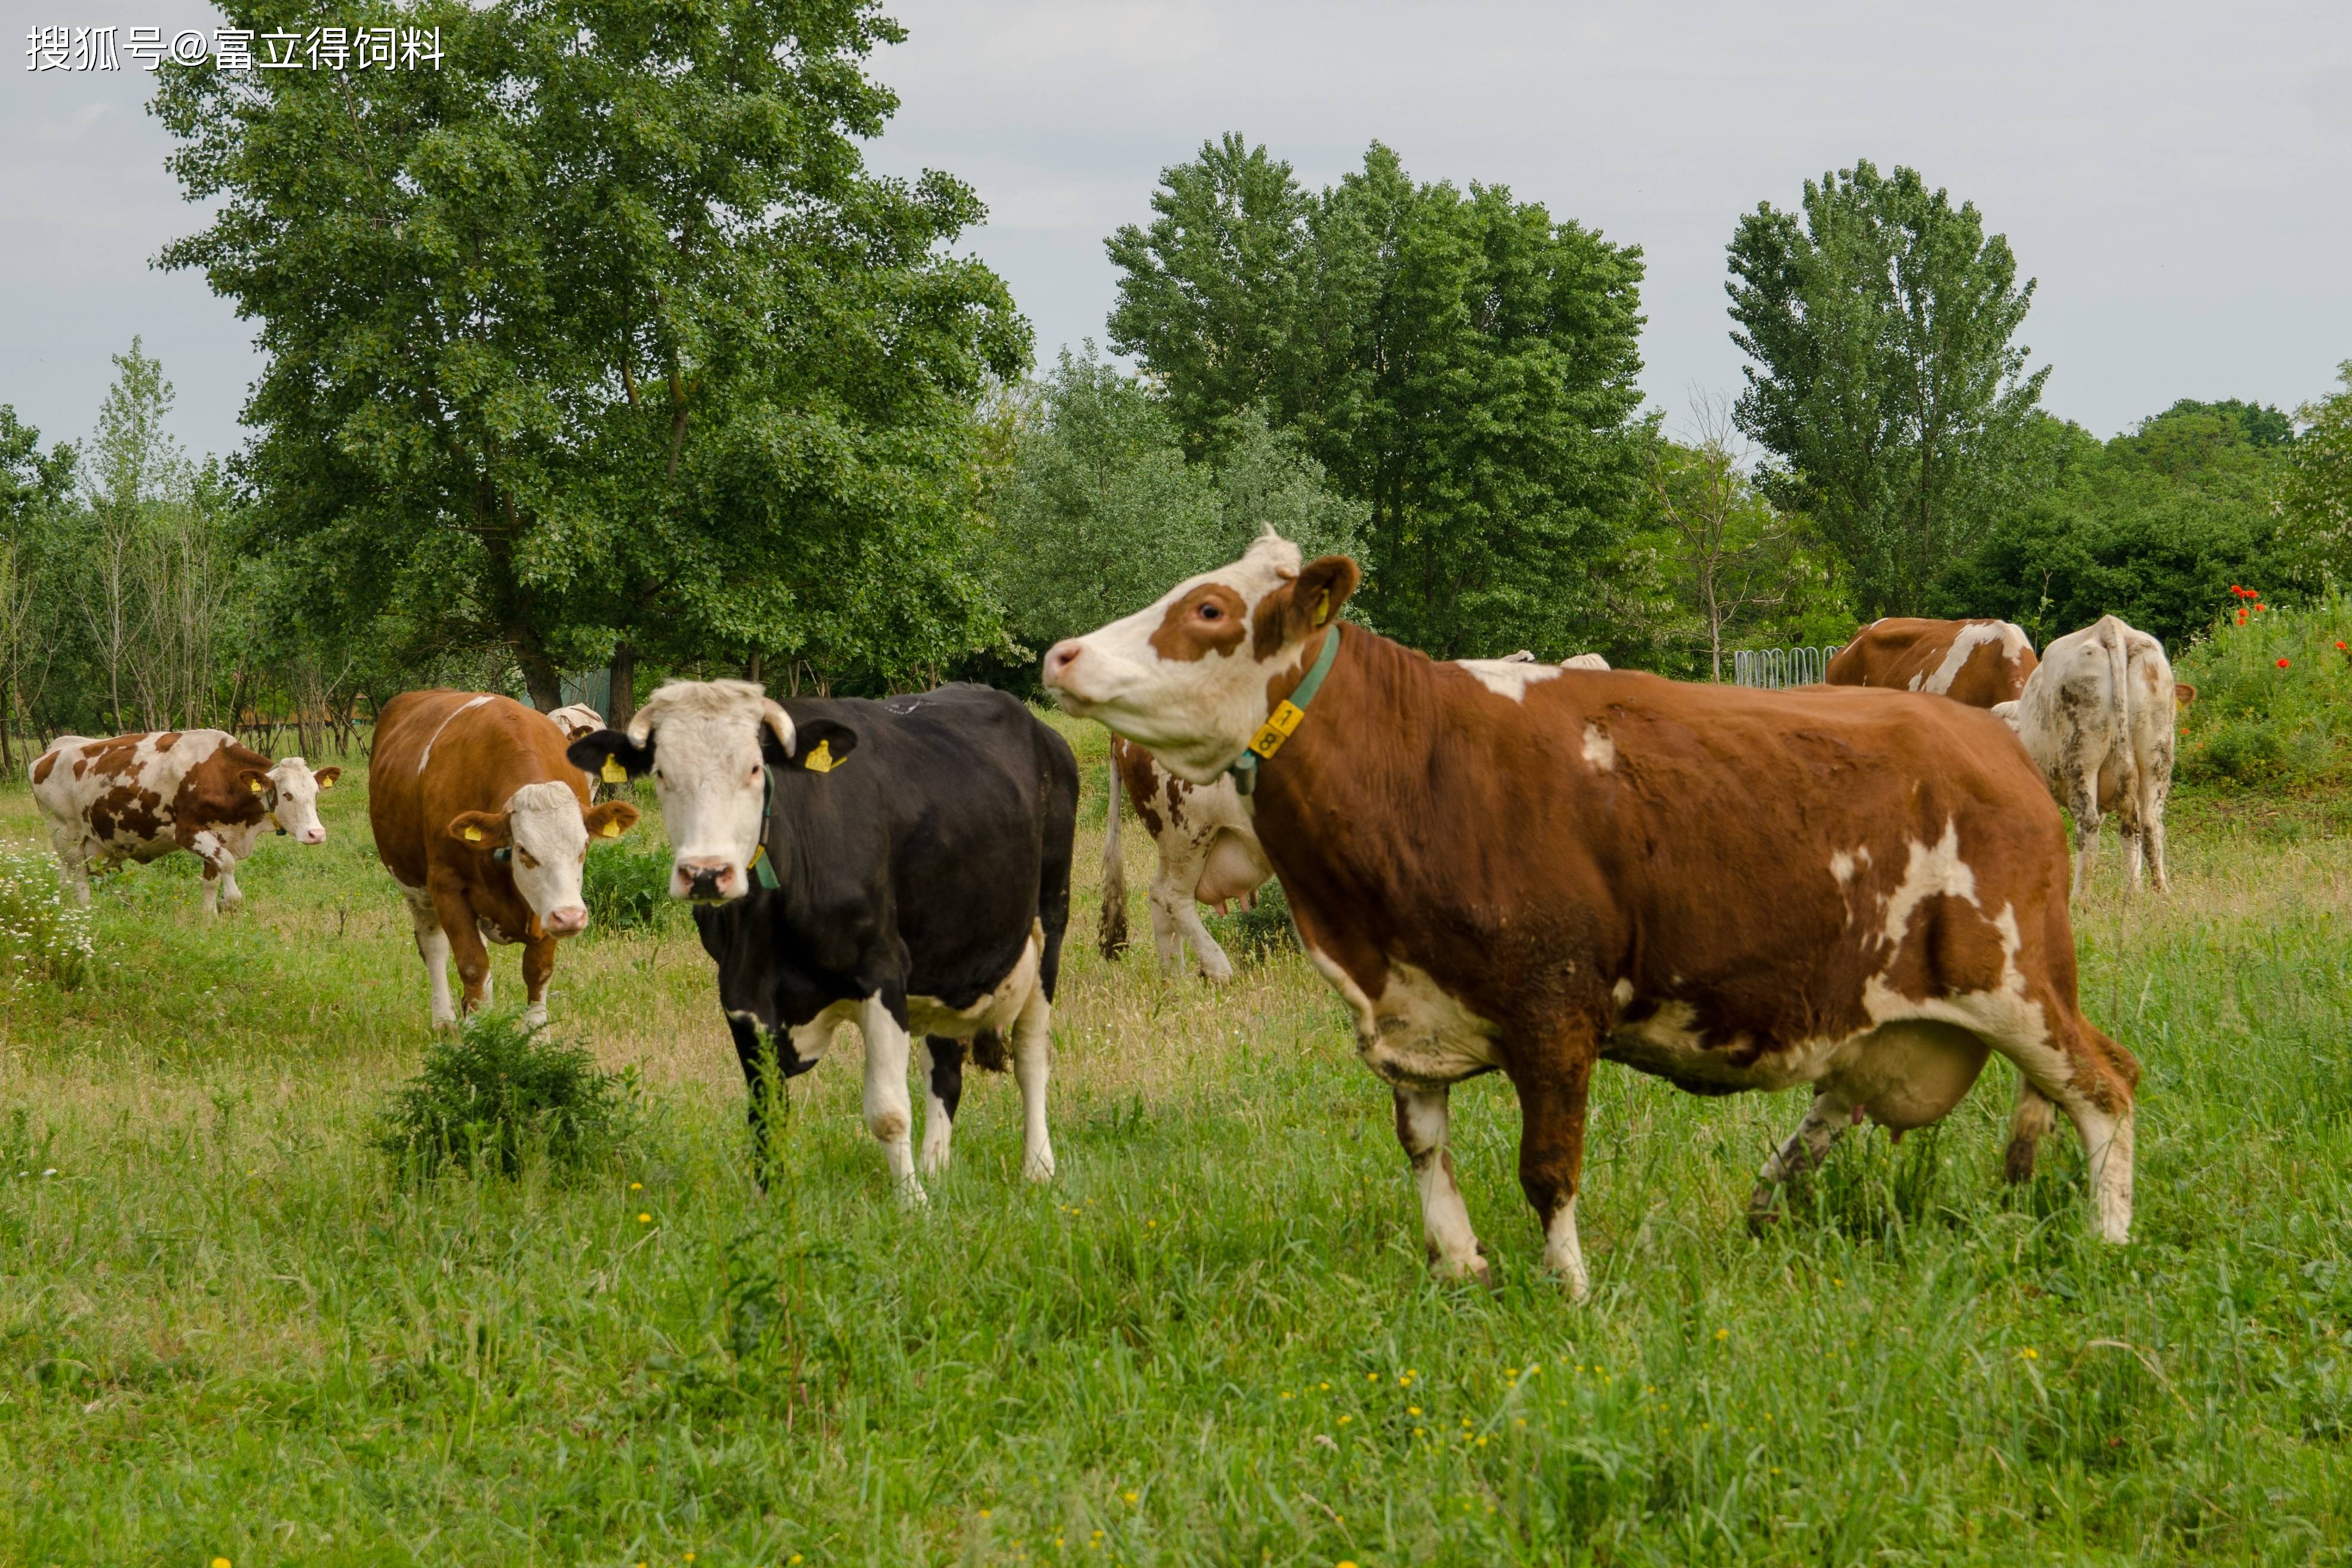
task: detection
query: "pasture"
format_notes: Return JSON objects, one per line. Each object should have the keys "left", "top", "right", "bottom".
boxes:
{"left": 1, "top": 713, "right": 2350, "bottom": 1565}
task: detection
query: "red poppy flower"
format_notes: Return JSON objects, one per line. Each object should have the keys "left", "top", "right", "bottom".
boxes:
{"left": 2230, "top": 585, "right": 2245, "bottom": 595}
{"left": 2256, "top": 602, "right": 2268, "bottom": 611}
{"left": 2238, "top": 609, "right": 2250, "bottom": 625}
{"left": 2278, "top": 657, "right": 2291, "bottom": 669}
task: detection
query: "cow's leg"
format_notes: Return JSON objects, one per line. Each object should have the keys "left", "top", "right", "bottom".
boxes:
{"left": 432, "top": 888, "right": 494, "bottom": 1019}
{"left": 2145, "top": 777, "right": 2173, "bottom": 894}
{"left": 520, "top": 933, "right": 558, "bottom": 1029}
{"left": 1985, "top": 1005, "right": 2138, "bottom": 1243}
{"left": 185, "top": 830, "right": 236, "bottom": 918}
{"left": 857, "top": 994, "right": 923, "bottom": 1203}
{"left": 1170, "top": 894, "right": 1237, "bottom": 984}
{"left": 918, "top": 1036, "right": 964, "bottom": 1178}
{"left": 2004, "top": 1077, "right": 2058, "bottom": 1183}
{"left": 217, "top": 863, "right": 245, "bottom": 910}
{"left": 2067, "top": 771, "right": 2102, "bottom": 899}
{"left": 1512, "top": 1052, "right": 1595, "bottom": 1299}
{"left": 1145, "top": 873, "right": 1185, "bottom": 975}
{"left": 1393, "top": 1085, "right": 1489, "bottom": 1287}
{"left": 48, "top": 829, "right": 91, "bottom": 907}
{"left": 398, "top": 883, "right": 457, "bottom": 1028}
{"left": 1745, "top": 1088, "right": 1853, "bottom": 1227}
{"left": 1152, "top": 834, "right": 1233, "bottom": 981}
{"left": 1011, "top": 985, "right": 1056, "bottom": 1181}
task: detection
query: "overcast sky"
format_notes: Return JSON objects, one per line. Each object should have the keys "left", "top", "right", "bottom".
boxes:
{"left": 6, "top": 1, "right": 2348, "bottom": 462}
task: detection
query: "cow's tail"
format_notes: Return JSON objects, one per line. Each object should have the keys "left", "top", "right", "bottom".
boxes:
{"left": 1098, "top": 750, "right": 1130, "bottom": 959}
{"left": 2099, "top": 615, "right": 2137, "bottom": 809}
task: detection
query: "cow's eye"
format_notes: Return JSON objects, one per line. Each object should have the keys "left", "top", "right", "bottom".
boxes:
{"left": 516, "top": 849, "right": 538, "bottom": 870}
{"left": 1198, "top": 602, "right": 1223, "bottom": 622}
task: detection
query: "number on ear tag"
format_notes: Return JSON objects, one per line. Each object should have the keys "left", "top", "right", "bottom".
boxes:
{"left": 463, "top": 825, "right": 483, "bottom": 843}
{"left": 803, "top": 739, "right": 837, "bottom": 774}
{"left": 600, "top": 756, "right": 628, "bottom": 784}
{"left": 600, "top": 819, "right": 622, "bottom": 838}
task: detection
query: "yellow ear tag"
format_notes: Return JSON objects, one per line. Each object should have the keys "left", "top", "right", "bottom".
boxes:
{"left": 249, "top": 778, "right": 265, "bottom": 795}
{"left": 600, "top": 819, "right": 622, "bottom": 838}
{"left": 1314, "top": 591, "right": 1330, "bottom": 626}
{"left": 319, "top": 776, "right": 335, "bottom": 791}
{"left": 600, "top": 756, "right": 628, "bottom": 784}
{"left": 803, "top": 738, "right": 837, "bottom": 774}
{"left": 463, "top": 826, "right": 483, "bottom": 843}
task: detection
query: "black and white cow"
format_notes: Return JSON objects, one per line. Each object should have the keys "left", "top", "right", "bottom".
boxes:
{"left": 568, "top": 679, "right": 1078, "bottom": 1198}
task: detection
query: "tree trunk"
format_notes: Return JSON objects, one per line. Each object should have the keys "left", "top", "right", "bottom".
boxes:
{"left": 519, "top": 651, "right": 563, "bottom": 712}
{"left": 745, "top": 650, "right": 763, "bottom": 686}
{"left": 608, "top": 641, "right": 637, "bottom": 731}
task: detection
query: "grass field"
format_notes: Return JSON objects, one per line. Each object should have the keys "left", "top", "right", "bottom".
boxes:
{"left": 3, "top": 712, "right": 2351, "bottom": 1565}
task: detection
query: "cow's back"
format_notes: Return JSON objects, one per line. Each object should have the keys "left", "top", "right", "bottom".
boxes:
{"left": 1827, "top": 617, "right": 2035, "bottom": 708}
{"left": 30, "top": 728, "right": 256, "bottom": 846}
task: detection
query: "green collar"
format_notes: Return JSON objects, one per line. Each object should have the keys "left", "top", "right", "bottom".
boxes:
{"left": 1228, "top": 623, "right": 1342, "bottom": 797}
{"left": 750, "top": 764, "right": 780, "bottom": 889}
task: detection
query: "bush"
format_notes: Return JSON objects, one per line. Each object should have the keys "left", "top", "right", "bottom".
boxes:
{"left": 583, "top": 837, "right": 674, "bottom": 933}
{"left": 0, "top": 844, "right": 96, "bottom": 993}
{"left": 374, "top": 1011, "right": 635, "bottom": 1180}
{"left": 1204, "top": 877, "right": 1298, "bottom": 961}
{"left": 2176, "top": 591, "right": 2352, "bottom": 789}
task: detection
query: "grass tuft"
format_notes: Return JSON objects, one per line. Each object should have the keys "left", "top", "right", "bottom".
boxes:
{"left": 373, "top": 1009, "right": 637, "bottom": 1180}
{"left": 0, "top": 841, "right": 95, "bottom": 992}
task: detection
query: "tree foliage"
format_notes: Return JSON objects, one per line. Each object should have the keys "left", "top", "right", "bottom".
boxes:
{"left": 153, "top": 0, "right": 1028, "bottom": 708}
{"left": 2283, "top": 362, "right": 2352, "bottom": 576}
{"left": 1727, "top": 160, "right": 2048, "bottom": 618}
{"left": 1109, "top": 138, "right": 1646, "bottom": 659}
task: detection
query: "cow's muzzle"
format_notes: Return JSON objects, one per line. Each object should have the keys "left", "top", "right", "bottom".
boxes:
{"left": 676, "top": 858, "right": 740, "bottom": 903}
{"left": 542, "top": 905, "right": 589, "bottom": 937}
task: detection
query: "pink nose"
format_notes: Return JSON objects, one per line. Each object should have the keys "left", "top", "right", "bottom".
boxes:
{"left": 543, "top": 905, "right": 589, "bottom": 935}
{"left": 1043, "top": 640, "right": 1083, "bottom": 687}
{"left": 676, "top": 859, "right": 737, "bottom": 901}
{"left": 301, "top": 829, "right": 326, "bottom": 845}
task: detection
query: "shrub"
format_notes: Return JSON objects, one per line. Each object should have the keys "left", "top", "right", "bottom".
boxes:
{"left": 1204, "top": 877, "right": 1298, "bottom": 961}
{"left": 0, "top": 844, "right": 96, "bottom": 993}
{"left": 583, "top": 837, "right": 674, "bottom": 933}
{"left": 374, "top": 1010, "right": 635, "bottom": 1180}
{"left": 2176, "top": 590, "right": 2352, "bottom": 789}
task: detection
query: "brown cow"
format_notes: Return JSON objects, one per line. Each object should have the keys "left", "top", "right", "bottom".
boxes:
{"left": 370, "top": 691, "right": 640, "bottom": 1028}
{"left": 1045, "top": 533, "right": 2137, "bottom": 1295}
{"left": 29, "top": 730, "right": 338, "bottom": 914}
{"left": 1827, "top": 617, "right": 2037, "bottom": 708}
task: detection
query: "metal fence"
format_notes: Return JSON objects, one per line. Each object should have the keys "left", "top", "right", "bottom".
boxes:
{"left": 1730, "top": 645, "right": 1844, "bottom": 689}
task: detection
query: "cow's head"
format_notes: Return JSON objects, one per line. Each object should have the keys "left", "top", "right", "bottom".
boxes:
{"left": 246, "top": 757, "right": 342, "bottom": 846}
{"left": 446, "top": 780, "right": 639, "bottom": 936}
{"left": 566, "top": 679, "right": 857, "bottom": 903}
{"left": 547, "top": 703, "right": 606, "bottom": 742}
{"left": 1042, "top": 531, "right": 1361, "bottom": 784}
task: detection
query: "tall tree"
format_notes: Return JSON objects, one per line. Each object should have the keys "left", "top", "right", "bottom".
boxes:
{"left": 75, "top": 340, "right": 191, "bottom": 732}
{"left": 1108, "top": 139, "right": 1646, "bottom": 659}
{"left": 0, "top": 407, "right": 77, "bottom": 764}
{"left": 1727, "top": 160, "right": 2048, "bottom": 617}
{"left": 155, "top": 0, "right": 1028, "bottom": 709}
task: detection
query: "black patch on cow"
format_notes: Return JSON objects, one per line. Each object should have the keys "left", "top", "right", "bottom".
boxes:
{"left": 926, "top": 1036, "right": 966, "bottom": 1121}
{"left": 567, "top": 730, "right": 654, "bottom": 779}
{"left": 691, "top": 684, "right": 1078, "bottom": 1173}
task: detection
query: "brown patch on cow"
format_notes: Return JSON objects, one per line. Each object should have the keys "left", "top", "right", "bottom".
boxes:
{"left": 155, "top": 731, "right": 182, "bottom": 751}
{"left": 89, "top": 783, "right": 167, "bottom": 844}
{"left": 1148, "top": 585, "right": 1249, "bottom": 662}
{"left": 1826, "top": 619, "right": 2037, "bottom": 708}
{"left": 171, "top": 740, "right": 273, "bottom": 841}
{"left": 73, "top": 737, "right": 147, "bottom": 783}
{"left": 30, "top": 751, "right": 59, "bottom": 785}
{"left": 1114, "top": 735, "right": 1166, "bottom": 837}
{"left": 1162, "top": 773, "right": 1188, "bottom": 831}
{"left": 1251, "top": 555, "right": 1362, "bottom": 660}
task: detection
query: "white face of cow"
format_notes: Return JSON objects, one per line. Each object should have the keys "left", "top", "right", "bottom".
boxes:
{"left": 1042, "top": 531, "right": 1363, "bottom": 785}
{"left": 264, "top": 757, "right": 337, "bottom": 846}
{"left": 499, "top": 782, "right": 594, "bottom": 931}
{"left": 628, "top": 680, "right": 792, "bottom": 903}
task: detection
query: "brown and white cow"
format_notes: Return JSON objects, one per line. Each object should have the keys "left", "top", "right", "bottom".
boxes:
{"left": 29, "top": 730, "right": 338, "bottom": 914}
{"left": 1827, "top": 617, "right": 2037, "bottom": 708}
{"left": 370, "top": 691, "right": 640, "bottom": 1028}
{"left": 1993, "top": 615, "right": 2194, "bottom": 897}
{"left": 1045, "top": 533, "right": 2138, "bottom": 1294}
{"left": 546, "top": 703, "right": 606, "bottom": 742}
{"left": 1099, "top": 735, "right": 1273, "bottom": 980}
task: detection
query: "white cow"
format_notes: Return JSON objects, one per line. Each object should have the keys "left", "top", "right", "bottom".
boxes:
{"left": 1993, "top": 614, "right": 2194, "bottom": 896}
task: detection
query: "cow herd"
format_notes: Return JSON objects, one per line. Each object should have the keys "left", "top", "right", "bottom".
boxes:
{"left": 22, "top": 536, "right": 2200, "bottom": 1294}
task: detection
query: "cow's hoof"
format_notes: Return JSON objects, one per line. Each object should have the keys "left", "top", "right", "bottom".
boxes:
{"left": 898, "top": 1179, "right": 929, "bottom": 1209}
{"left": 1022, "top": 1151, "right": 1056, "bottom": 1183}
{"left": 1744, "top": 1187, "right": 1784, "bottom": 1235}
{"left": 1430, "top": 1253, "right": 1496, "bottom": 1292}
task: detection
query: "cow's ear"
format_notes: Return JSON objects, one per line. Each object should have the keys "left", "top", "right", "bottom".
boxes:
{"left": 780, "top": 717, "right": 857, "bottom": 774}
{"left": 584, "top": 801, "right": 641, "bottom": 841}
{"left": 1255, "top": 555, "right": 1361, "bottom": 654}
{"left": 2175, "top": 682, "right": 2197, "bottom": 708}
{"left": 568, "top": 730, "right": 653, "bottom": 785}
{"left": 447, "top": 810, "right": 512, "bottom": 849}
{"left": 236, "top": 767, "right": 274, "bottom": 801}
{"left": 313, "top": 766, "right": 342, "bottom": 791}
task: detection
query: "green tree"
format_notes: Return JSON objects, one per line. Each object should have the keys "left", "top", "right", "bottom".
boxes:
{"left": 1108, "top": 139, "right": 1646, "bottom": 659}
{"left": 2282, "top": 362, "right": 2352, "bottom": 576}
{"left": 1727, "top": 160, "right": 2048, "bottom": 617}
{"left": 0, "top": 407, "right": 77, "bottom": 764}
{"left": 155, "top": 0, "right": 1028, "bottom": 711}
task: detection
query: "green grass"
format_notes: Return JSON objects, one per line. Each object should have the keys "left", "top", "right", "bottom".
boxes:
{"left": 2, "top": 712, "right": 2351, "bottom": 1563}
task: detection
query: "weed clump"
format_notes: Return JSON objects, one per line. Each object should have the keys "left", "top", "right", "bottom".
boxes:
{"left": 1205, "top": 877, "right": 1298, "bottom": 961}
{"left": 583, "top": 837, "right": 674, "bottom": 933}
{"left": 2178, "top": 590, "right": 2352, "bottom": 788}
{"left": 374, "top": 1010, "right": 635, "bottom": 1180}
{"left": 0, "top": 843, "right": 95, "bottom": 992}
